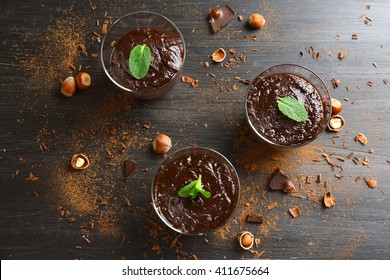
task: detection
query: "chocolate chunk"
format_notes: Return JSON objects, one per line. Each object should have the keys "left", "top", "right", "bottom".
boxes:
{"left": 208, "top": 5, "right": 236, "bottom": 34}
{"left": 269, "top": 168, "right": 290, "bottom": 191}
{"left": 124, "top": 159, "right": 138, "bottom": 181}
{"left": 246, "top": 214, "right": 264, "bottom": 224}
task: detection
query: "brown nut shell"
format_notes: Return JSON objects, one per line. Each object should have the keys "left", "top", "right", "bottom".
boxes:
{"left": 211, "top": 48, "right": 226, "bottom": 63}
{"left": 238, "top": 231, "right": 254, "bottom": 250}
{"left": 71, "top": 153, "right": 90, "bottom": 170}
{"left": 324, "top": 191, "right": 336, "bottom": 208}
{"left": 328, "top": 115, "right": 345, "bottom": 132}
{"left": 76, "top": 72, "right": 91, "bottom": 90}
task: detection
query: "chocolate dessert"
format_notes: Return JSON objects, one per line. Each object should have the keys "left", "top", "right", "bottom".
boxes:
{"left": 109, "top": 28, "right": 184, "bottom": 94}
{"left": 152, "top": 148, "right": 240, "bottom": 235}
{"left": 246, "top": 69, "right": 329, "bottom": 147}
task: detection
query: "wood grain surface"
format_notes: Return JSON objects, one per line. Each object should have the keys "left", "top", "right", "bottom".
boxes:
{"left": 1, "top": 0, "right": 389, "bottom": 260}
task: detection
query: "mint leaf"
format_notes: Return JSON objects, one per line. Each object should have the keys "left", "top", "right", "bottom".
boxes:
{"left": 129, "top": 44, "right": 152, "bottom": 79}
{"left": 277, "top": 96, "right": 308, "bottom": 122}
{"left": 178, "top": 175, "right": 211, "bottom": 199}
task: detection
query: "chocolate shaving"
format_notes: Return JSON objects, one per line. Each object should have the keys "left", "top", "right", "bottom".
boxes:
{"left": 124, "top": 159, "right": 138, "bottom": 182}
{"left": 208, "top": 5, "right": 236, "bottom": 34}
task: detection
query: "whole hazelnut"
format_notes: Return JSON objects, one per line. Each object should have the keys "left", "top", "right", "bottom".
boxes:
{"left": 61, "top": 76, "right": 76, "bottom": 97}
{"left": 283, "top": 181, "right": 296, "bottom": 193}
{"left": 248, "top": 13, "right": 265, "bottom": 29}
{"left": 210, "top": 8, "right": 222, "bottom": 20}
{"left": 331, "top": 98, "right": 343, "bottom": 115}
{"left": 76, "top": 72, "right": 92, "bottom": 90}
{"left": 152, "top": 134, "right": 172, "bottom": 154}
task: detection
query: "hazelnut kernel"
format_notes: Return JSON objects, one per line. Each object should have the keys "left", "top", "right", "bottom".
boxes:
{"left": 248, "top": 13, "right": 265, "bottom": 29}
{"left": 242, "top": 234, "right": 252, "bottom": 247}
{"left": 331, "top": 98, "right": 343, "bottom": 115}
{"left": 152, "top": 134, "right": 172, "bottom": 154}
{"left": 71, "top": 153, "right": 90, "bottom": 170}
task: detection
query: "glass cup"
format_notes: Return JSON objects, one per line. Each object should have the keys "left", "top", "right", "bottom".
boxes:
{"left": 151, "top": 147, "right": 240, "bottom": 235}
{"left": 245, "top": 64, "right": 331, "bottom": 148}
{"left": 101, "top": 11, "right": 186, "bottom": 100}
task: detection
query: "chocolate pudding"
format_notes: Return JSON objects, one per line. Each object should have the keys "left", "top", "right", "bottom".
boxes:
{"left": 109, "top": 28, "right": 184, "bottom": 93}
{"left": 246, "top": 68, "right": 330, "bottom": 147}
{"left": 152, "top": 148, "right": 240, "bottom": 235}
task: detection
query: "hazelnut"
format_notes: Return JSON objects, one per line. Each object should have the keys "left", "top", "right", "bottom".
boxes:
{"left": 248, "top": 13, "right": 265, "bottom": 29}
{"left": 365, "top": 178, "right": 377, "bottom": 188}
{"left": 61, "top": 76, "right": 76, "bottom": 97}
{"left": 71, "top": 153, "right": 90, "bottom": 170}
{"left": 75, "top": 72, "right": 92, "bottom": 90}
{"left": 152, "top": 134, "right": 172, "bottom": 154}
{"left": 238, "top": 231, "right": 254, "bottom": 250}
{"left": 331, "top": 98, "right": 343, "bottom": 115}
{"left": 211, "top": 48, "right": 226, "bottom": 63}
{"left": 210, "top": 8, "right": 222, "bottom": 20}
{"left": 328, "top": 115, "right": 345, "bottom": 132}
{"left": 283, "top": 181, "right": 296, "bottom": 192}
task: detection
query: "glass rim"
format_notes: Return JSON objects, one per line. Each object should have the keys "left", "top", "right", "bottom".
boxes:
{"left": 245, "top": 63, "right": 332, "bottom": 148}
{"left": 151, "top": 146, "right": 241, "bottom": 235}
{"left": 100, "top": 11, "right": 186, "bottom": 95}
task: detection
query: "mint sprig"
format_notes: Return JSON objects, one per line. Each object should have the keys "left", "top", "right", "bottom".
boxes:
{"left": 277, "top": 96, "right": 308, "bottom": 122}
{"left": 129, "top": 44, "right": 152, "bottom": 79}
{"left": 178, "top": 175, "right": 211, "bottom": 199}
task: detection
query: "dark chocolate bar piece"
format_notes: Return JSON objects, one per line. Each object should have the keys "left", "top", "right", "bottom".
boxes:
{"left": 209, "top": 5, "right": 236, "bottom": 34}
{"left": 124, "top": 159, "right": 138, "bottom": 181}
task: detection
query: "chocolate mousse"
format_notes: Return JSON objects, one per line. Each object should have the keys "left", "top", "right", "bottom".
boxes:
{"left": 109, "top": 28, "right": 184, "bottom": 93}
{"left": 246, "top": 72, "right": 328, "bottom": 146}
{"left": 152, "top": 148, "right": 240, "bottom": 235}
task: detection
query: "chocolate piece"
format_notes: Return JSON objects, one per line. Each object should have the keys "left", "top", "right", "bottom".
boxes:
{"left": 246, "top": 213, "right": 264, "bottom": 224}
{"left": 208, "top": 5, "right": 236, "bottom": 34}
{"left": 269, "top": 169, "right": 290, "bottom": 191}
{"left": 124, "top": 159, "right": 138, "bottom": 181}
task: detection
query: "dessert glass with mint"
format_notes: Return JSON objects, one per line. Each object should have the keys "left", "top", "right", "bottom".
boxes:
{"left": 245, "top": 64, "right": 331, "bottom": 148}
{"left": 101, "top": 11, "right": 185, "bottom": 100}
{"left": 152, "top": 147, "right": 240, "bottom": 235}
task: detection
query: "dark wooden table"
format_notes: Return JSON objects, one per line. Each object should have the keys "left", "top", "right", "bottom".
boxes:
{"left": 1, "top": 0, "right": 389, "bottom": 260}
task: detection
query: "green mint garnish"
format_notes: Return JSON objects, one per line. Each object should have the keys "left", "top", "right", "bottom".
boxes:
{"left": 178, "top": 174, "right": 211, "bottom": 199}
{"left": 129, "top": 44, "right": 152, "bottom": 79}
{"left": 277, "top": 96, "right": 309, "bottom": 122}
